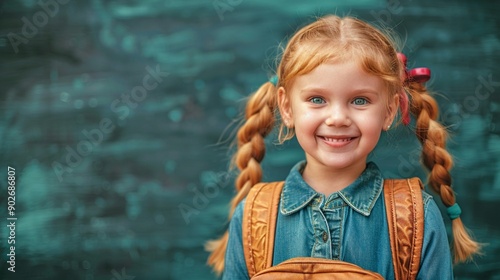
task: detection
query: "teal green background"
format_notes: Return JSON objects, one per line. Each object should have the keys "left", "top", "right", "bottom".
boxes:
{"left": 1, "top": 0, "right": 499, "bottom": 279}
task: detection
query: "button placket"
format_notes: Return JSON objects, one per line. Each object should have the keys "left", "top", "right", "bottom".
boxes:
{"left": 324, "top": 197, "right": 344, "bottom": 259}
{"left": 310, "top": 195, "right": 332, "bottom": 258}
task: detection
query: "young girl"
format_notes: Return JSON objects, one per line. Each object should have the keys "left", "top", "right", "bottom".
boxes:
{"left": 207, "top": 15, "right": 480, "bottom": 279}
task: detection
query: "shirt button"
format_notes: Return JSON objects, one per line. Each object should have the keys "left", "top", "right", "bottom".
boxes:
{"left": 322, "top": 231, "right": 328, "bottom": 242}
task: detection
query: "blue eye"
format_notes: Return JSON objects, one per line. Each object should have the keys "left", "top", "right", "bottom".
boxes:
{"left": 352, "top": 98, "right": 368, "bottom": 105}
{"left": 310, "top": 97, "right": 325, "bottom": 104}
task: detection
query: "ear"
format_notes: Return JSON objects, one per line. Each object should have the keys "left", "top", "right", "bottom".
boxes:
{"left": 277, "top": 87, "right": 293, "bottom": 127}
{"left": 384, "top": 92, "right": 399, "bottom": 130}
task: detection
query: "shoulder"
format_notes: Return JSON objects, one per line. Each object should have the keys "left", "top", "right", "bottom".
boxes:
{"left": 421, "top": 191, "right": 435, "bottom": 211}
{"left": 419, "top": 189, "right": 449, "bottom": 245}
{"left": 420, "top": 190, "right": 444, "bottom": 226}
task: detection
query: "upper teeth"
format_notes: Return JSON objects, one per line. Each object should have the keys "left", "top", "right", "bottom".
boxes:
{"left": 324, "top": 137, "right": 351, "bottom": 142}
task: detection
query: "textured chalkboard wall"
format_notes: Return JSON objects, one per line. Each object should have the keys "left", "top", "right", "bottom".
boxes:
{"left": 1, "top": 0, "right": 499, "bottom": 279}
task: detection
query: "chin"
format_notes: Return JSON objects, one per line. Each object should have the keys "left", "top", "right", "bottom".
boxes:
{"left": 317, "top": 157, "right": 364, "bottom": 171}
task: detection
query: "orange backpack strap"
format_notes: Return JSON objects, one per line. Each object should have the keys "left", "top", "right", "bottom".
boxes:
{"left": 242, "top": 178, "right": 424, "bottom": 280}
{"left": 242, "top": 181, "right": 285, "bottom": 278}
{"left": 383, "top": 178, "right": 425, "bottom": 280}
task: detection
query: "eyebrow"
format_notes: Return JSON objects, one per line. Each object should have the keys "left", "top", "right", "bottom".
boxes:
{"left": 300, "top": 87, "right": 381, "bottom": 95}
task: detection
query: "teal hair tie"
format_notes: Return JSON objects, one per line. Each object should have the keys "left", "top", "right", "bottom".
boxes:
{"left": 446, "top": 203, "right": 462, "bottom": 220}
{"left": 269, "top": 75, "right": 278, "bottom": 86}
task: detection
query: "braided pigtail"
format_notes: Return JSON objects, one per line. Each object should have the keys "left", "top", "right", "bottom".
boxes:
{"left": 206, "top": 81, "right": 277, "bottom": 274}
{"left": 407, "top": 82, "right": 481, "bottom": 263}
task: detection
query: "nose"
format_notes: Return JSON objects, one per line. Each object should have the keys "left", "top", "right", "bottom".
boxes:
{"left": 324, "top": 105, "right": 352, "bottom": 127}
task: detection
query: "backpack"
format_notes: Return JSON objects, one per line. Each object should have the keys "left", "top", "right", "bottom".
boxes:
{"left": 242, "top": 178, "right": 425, "bottom": 280}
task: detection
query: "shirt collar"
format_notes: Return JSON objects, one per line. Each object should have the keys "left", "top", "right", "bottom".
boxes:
{"left": 280, "top": 161, "right": 383, "bottom": 216}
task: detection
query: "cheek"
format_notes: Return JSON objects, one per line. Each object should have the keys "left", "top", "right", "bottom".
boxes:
{"left": 294, "top": 110, "right": 321, "bottom": 128}
{"left": 356, "top": 115, "right": 386, "bottom": 138}
{"left": 358, "top": 114, "right": 384, "bottom": 145}
{"left": 362, "top": 106, "right": 389, "bottom": 126}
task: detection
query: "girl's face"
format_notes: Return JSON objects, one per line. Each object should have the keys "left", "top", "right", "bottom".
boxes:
{"left": 278, "top": 61, "right": 398, "bottom": 174}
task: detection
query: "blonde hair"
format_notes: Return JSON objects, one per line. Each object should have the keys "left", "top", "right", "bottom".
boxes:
{"left": 206, "top": 15, "right": 480, "bottom": 274}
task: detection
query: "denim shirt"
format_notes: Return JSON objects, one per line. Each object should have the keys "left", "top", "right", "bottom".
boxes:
{"left": 222, "top": 161, "right": 453, "bottom": 280}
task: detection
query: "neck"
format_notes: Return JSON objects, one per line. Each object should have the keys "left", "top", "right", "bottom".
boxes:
{"left": 302, "top": 160, "right": 366, "bottom": 196}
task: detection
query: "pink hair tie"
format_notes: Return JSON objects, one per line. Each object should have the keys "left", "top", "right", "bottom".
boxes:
{"left": 397, "top": 53, "right": 431, "bottom": 125}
